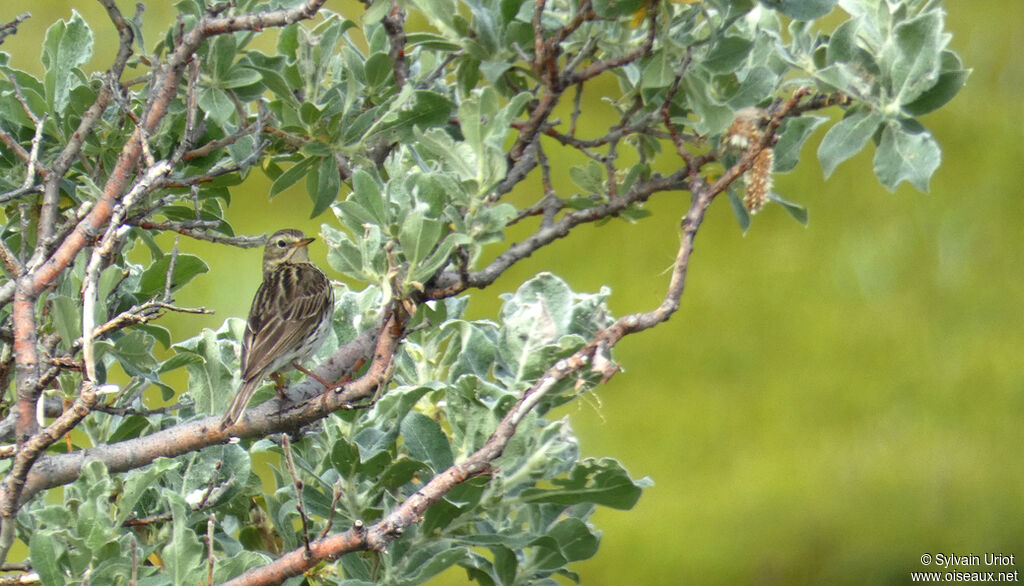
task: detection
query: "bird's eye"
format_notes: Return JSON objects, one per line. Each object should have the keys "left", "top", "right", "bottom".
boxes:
{"left": 276, "top": 239, "right": 287, "bottom": 248}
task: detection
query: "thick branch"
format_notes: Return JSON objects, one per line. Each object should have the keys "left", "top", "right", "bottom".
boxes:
{"left": 12, "top": 324, "right": 382, "bottom": 507}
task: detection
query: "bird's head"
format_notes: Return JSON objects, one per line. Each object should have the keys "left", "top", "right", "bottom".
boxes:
{"left": 263, "top": 229, "right": 314, "bottom": 273}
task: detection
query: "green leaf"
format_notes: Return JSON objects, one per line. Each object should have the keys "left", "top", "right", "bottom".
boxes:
{"left": 499, "top": 273, "right": 574, "bottom": 384}
{"left": 29, "top": 530, "right": 66, "bottom": 585}
{"left": 640, "top": 52, "right": 674, "bottom": 89}
{"left": 492, "top": 544, "right": 517, "bottom": 584}
{"left": 330, "top": 437, "right": 360, "bottom": 477}
{"left": 116, "top": 458, "right": 180, "bottom": 525}
{"left": 311, "top": 156, "right": 341, "bottom": 217}
{"left": 380, "top": 458, "right": 426, "bottom": 489}
{"left": 704, "top": 36, "right": 753, "bottom": 74}
{"left": 760, "top": 0, "right": 836, "bottom": 20}
{"left": 569, "top": 161, "right": 604, "bottom": 195}
{"left": 353, "top": 426, "right": 397, "bottom": 462}
{"left": 363, "top": 0, "right": 392, "bottom": 25}
{"left": 547, "top": 517, "right": 600, "bottom": 562}
{"left": 682, "top": 74, "right": 734, "bottom": 135}
{"left": 407, "top": 0, "right": 459, "bottom": 38}
{"left": 269, "top": 157, "right": 317, "bottom": 199}
{"left": 364, "top": 52, "right": 393, "bottom": 87}
{"left": 726, "top": 186, "right": 751, "bottom": 234}
{"left": 222, "top": 66, "right": 262, "bottom": 89}
{"left": 247, "top": 64, "right": 300, "bottom": 107}
{"left": 408, "top": 232, "right": 473, "bottom": 285}
{"left": 138, "top": 254, "right": 209, "bottom": 300}
{"left": 873, "top": 121, "right": 940, "bottom": 192}
{"left": 350, "top": 168, "right": 389, "bottom": 226}
{"left": 50, "top": 295, "right": 82, "bottom": 349}
{"left": 138, "top": 323, "right": 172, "bottom": 349}
{"left": 111, "top": 330, "right": 159, "bottom": 376}
{"left": 300, "top": 103, "right": 324, "bottom": 127}
{"left": 519, "top": 458, "right": 652, "bottom": 510}
{"left": 175, "top": 327, "right": 235, "bottom": 414}
{"left": 400, "top": 209, "right": 443, "bottom": 267}
{"left": 768, "top": 192, "right": 809, "bottom": 225}
{"left": 323, "top": 226, "right": 365, "bottom": 278}
{"left": 887, "top": 9, "right": 947, "bottom": 105}
{"left": 41, "top": 10, "right": 94, "bottom": 114}
{"left": 403, "top": 543, "right": 469, "bottom": 583}
{"left": 774, "top": 115, "right": 827, "bottom": 173}
{"left": 405, "top": 32, "right": 462, "bottom": 51}
{"left": 198, "top": 87, "right": 235, "bottom": 125}
{"left": 373, "top": 384, "right": 434, "bottom": 424}
{"left": 901, "top": 51, "right": 969, "bottom": 116}
{"left": 163, "top": 492, "right": 205, "bottom": 584}
{"left": 528, "top": 535, "right": 568, "bottom": 570}
{"left": 208, "top": 33, "right": 237, "bottom": 82}
{"left": 817, "top": 110, "right": 882, "bottom": 179}
{"left": 340, "top": 554, "right": 373, "bottom": 582}
{"left": 400, "top": 411, "right": 455, "bottom": 473}
{"left": 108, "top": 414, "right": 150, "bottom": 443}
{"left": 380, "top": 90, "right": 454, "bottom": 137}
{"left": 214, "top": 551, "right": 275, "bottom": 583}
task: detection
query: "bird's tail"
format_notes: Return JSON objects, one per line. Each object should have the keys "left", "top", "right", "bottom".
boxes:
{"left": 221, "top": 379, "right": 259, "bottom": 429}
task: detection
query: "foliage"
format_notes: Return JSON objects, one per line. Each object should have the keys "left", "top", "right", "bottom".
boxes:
{"left": 0, "top": 0, "right": 962, "bottom": 584}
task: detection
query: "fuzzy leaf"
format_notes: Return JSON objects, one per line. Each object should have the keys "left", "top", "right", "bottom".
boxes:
{"left": 41, "top": 10, "right": 93, "bottom": 114}
{"left": 817, "top": 111, "right": 882, "bottom": 179}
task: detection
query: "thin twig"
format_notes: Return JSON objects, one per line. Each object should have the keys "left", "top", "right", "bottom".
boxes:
{"left": 5, "top": 75, "right": 39, "bottom": 125}
{"left": 0, "top": 116, "right": 49, "bottom": 204}
{"left": 0, "top": 12, "right": 30, "bottom": 46}
{"left": 173, "top": 58, "right": 203, "bottom": 163}
{"left": 129, "top": 220, "right": 266, "bottom": 249}
{"left": 318, "top": 480, "right": 344, "bottom": 539}
{"left": 82, "top": 162, "right": 172, "bottom": 382}
{"left": 165, "top": 139, "right": 268, "bottom": 187}
{"left": 90, "top": 300, "right": 213, "bottom": 341}
{"left": 280, "top": 434, "right": 313, "bottom": 559}
{"left": 569, "top": 1, "right": 657, "bottom": 84}
{"left": 382, "top": 2, "right": 408, "bottom": 89}
{"left": 163, "top": 236, "right": 181, "bottom": 303}
{"left": 206, "top": 514, "right": 216, "bottom": 586}
{"left": 129, "top": 536, "right": 138, "bottom": 586}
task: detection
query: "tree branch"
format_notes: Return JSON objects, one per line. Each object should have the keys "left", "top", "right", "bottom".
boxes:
{"left": 0, "top": 12, "right": 29, "bottom": 46}
{"left": 11, "top": 322, "right": 382, "bottom": 508}
{"left": 427, "top": 171, "right": 688, "bottom": 298}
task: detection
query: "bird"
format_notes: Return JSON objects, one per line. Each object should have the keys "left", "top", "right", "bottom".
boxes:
{"left": 221, "top": 229, "right": 334, "bottom": 428}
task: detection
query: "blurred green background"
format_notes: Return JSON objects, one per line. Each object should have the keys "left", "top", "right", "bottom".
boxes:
{"left": 3, "top": 1, "right": 1021, "bottom": 584}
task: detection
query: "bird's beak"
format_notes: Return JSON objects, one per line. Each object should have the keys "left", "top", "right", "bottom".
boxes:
{"left": 294, "top": 237, "right": 315, "bottom": 248}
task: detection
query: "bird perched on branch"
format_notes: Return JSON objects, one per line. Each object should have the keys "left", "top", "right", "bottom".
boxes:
{"left": 221, "top": 229, "right": 334, "bottom": 428}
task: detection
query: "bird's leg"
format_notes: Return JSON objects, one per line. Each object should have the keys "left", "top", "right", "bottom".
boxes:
{"left": 272, "top": 372, "right": 288, "bottom": 397}
{"left": 292, "top": 361, "right": 339, "bottom": 390}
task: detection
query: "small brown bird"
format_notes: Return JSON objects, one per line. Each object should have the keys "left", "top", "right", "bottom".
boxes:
{"left": 221, "top": 229, "right": 334, "bottom": 428}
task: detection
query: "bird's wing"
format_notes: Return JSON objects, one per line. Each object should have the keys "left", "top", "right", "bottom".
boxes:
{"left": 240, "top": 263, "right": 332, "bottom": 381}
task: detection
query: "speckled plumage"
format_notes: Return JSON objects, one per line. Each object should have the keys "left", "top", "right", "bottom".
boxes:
{"left": 221, "top": 229, "right": 333, "bottom": 428}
